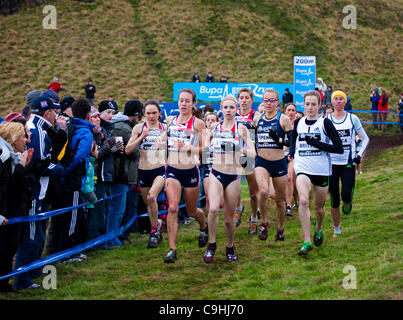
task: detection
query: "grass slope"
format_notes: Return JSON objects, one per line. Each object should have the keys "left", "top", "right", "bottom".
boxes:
{"left": 0, "top": 0, "right": 402, "bottom": 120}
{"left": 1, "top": 145, "right": 402, "bottom": 300}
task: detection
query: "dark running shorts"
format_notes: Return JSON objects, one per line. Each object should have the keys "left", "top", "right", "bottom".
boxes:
{"left": 297, "top": 173, "right": 329, "bottom": 187}
{"left": 211, "top": 169, "right": 240, "bottom": 190}
{"left": 165, "top": 166, "right": 200, "bottom": 188}
{"left": 138, "top": 166, "right": 166, "bottom": 188}
{"left": 255, "top": 156, "right": 288, "bottom": 178}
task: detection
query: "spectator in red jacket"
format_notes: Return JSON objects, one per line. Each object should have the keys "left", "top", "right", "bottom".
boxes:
{"left": 47, "top": 77, "right": 63, "bottom": 93}
{"left": 378, "top": 88, "right": 389, "bottom": 131}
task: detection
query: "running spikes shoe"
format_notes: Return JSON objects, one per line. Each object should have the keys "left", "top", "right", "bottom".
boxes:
{"left": 285, "top": 205, "right": 292, "bottom": 217}
{"left": 164, "top": 249, "right": 177, "bottom": 263}
{"left": 198, "top": 224, "right": 208, "bottom": 248}
{"left": 258, "top": 222, "right": 269, "bottom": 241}
{"left": 234, "top": 204, "right": 244, "bottom": 227}
{"left": 297, "top": 241, "right": 313, "bottom": 256}
{"left": 226, "top": 246, "right": 238, "bottom": 262}
{"left": 292, "top": 202, "right": 299, "bottom": 209}
{"left": 248, "top": 217, "right": 258, "bottom": 235}
{"left": 275, "top": 228, "right": 285, "bottom": 241}
{"left": 148, "top": 231, "right": 162, "bottom": 248}
{"left": 342, "top": 202, "right": 353, "bottom": 215}
{"left": 313, "top": 228, "right": 324, "bottom": 247}
{"left": 203, "top": 243, "right": 217, "bottom": 264}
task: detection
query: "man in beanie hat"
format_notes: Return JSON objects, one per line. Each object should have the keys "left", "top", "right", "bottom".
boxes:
{"left": 124, "top": 99, "right": 143, "bottom": 123}
{"left": 23, "top": 90, "right": 42, "bottom": 121}
{"left": 60, "top": 96, "right": 75, "bottom": 120}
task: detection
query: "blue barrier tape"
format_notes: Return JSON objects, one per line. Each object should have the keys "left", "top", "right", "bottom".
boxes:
{"left": 4, "top": 190, "right": 129, "bottom": 226}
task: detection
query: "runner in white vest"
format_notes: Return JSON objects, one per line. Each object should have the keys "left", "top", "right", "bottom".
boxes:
{"left": 288, "top": 91, "right": 343, "bottom": 256}
{"left": 327, "top": 90, "right": 369, "bottom": 238}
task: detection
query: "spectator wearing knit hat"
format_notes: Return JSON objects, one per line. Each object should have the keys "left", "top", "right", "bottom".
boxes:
{"left": 22, "top": 90, "right": 42, "bottom": 120}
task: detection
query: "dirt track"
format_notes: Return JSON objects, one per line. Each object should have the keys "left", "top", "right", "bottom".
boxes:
{"left": 366, "top": 135, "right": 403, "bottom": 157}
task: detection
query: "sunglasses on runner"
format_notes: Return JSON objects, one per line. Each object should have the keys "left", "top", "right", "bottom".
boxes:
{"left": 262, "top": 98, "right": 278, "bottom": 103}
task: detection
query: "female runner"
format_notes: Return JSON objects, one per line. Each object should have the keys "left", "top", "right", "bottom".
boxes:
{"left": 125, "top": 100, "right": 166, "bottom": 248}
{"left": 283, "top": 103, "right": 298, "bottom": 216}
{"left": 160, "top": 89, "right": 208, "bottom": 263}
{"left": 288, "top": 91, "right": 343, "bottom": 256}
{"left": 234, "top": 88, "right": 260, "bottom": 235}
{"left": 253, "top": 89, "right": 293, "bottom": 242}
{"left": 203, "top": 96, "right": 256, "bottom": 263}
{"left": 201, "top": 112, "right": 219, "bottom": 216}
{"left": 327, "top": 90, "right": 369, "bottom": 237}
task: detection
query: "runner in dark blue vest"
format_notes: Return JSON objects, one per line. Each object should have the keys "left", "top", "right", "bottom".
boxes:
{"left": 253, "top": 89, "right": 293, "bottom": 243}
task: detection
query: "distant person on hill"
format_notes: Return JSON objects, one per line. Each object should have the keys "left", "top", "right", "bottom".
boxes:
{"left": 47, "top": 77, "right": 63, "bottom": 94}
{"left": 84, "top": 79, "right": 96, "bottom": 106}
{"left": 282, "top": 88, "right": 293, "bottom": 111}
{"left": 192, "top": 72, "right": 200, "bottom": 83}
{"left": 378, "top": 88, "right": 389, "bottom": 131}
{"left": 205, "top": 72, "right": 215, "bottom": 83}
{"left": 316, "top": 77, "right": 327, "bottom": 92}
{"left": 397, "top": 92, "right": 403, "bottom": 134}
{"left": 323, "top": 84, "right": 333, "bottom": 107}
{"left": 220, "top": 76, "right": 227, "bottom": 83}
{"left": 370, "top": 88, "right": 380, "bottom": 129}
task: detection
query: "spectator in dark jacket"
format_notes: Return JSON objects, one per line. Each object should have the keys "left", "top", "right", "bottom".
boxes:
{"left": 323, "top": 84, "right": 333, "bottom": 107}
{"left": 0, "top": 122, "right": 33, "bottom": 292}
{"left": 370, "top": 88, "right": 380, "bottom": 129}
{"left": 282, "top": 88, "right": 294, "bottom": 111}
{"left": 84, "top": 79, "right": 96, "bottom": 106}
{"left": 90, "top": 101, "right": 122, "bottom": 243}
{"left": 397, "top": 92, "right": 403, "bottom": 134}
{"left": 105, "top": 109, "right": 138, "bottom": 247}
{"left": 119, "top": 100, "right": 142, "bottom": 241}
{"left": 205, "top": 72, "right": 215, "bottom": 83}
{"left": 192, "top": 72, "right": 200, "bottom": 83}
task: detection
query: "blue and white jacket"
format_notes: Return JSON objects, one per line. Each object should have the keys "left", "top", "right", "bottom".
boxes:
{"left": 27, "top": 114, "right": 63, "bottom": 200}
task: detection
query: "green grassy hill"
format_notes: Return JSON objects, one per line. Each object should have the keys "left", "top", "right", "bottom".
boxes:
{"left": 1, "top": 0, "right": 402, "bottom": 119}
{"left": 1, "top": 144, "right": 402, "bottom": 300}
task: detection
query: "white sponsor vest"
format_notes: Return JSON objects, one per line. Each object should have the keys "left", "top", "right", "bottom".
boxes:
{"left": 294, "top": 116, "right": 332, "bottom": 176}
{"left": 327, "top": 113, "right": 355, "bottom": 165}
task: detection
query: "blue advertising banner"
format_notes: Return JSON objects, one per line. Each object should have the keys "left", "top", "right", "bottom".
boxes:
{"left": 173, "top": 82, "right": 293, "bottom": 103}
{"left": 293, "top": 56, "right": 316, "bottom": 111}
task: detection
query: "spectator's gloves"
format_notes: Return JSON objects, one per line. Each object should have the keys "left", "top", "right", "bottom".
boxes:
{"left": 353, "top": 155, "right": 361, "bottom": 165}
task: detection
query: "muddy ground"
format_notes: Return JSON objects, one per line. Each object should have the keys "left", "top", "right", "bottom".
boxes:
{"left": 366, "top": 135, "right": 403, "bottom": 157}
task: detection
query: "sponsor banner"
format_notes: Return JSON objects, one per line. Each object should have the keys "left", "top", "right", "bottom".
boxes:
{"left": 293, "top": 56, "right": 316, "bottom": 111}
{"left": 173, "top": 82, "right": 292, "bottom": 103}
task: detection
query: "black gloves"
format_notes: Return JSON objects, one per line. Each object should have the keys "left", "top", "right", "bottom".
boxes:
{"left": 269, "top": 129, "right": 280, "bottom": 143}
{"left": 353, "top": 155, "right": 361, "bottom": 165}
{"left": 304, "top": 135, "right": 320, "bottom": 147}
